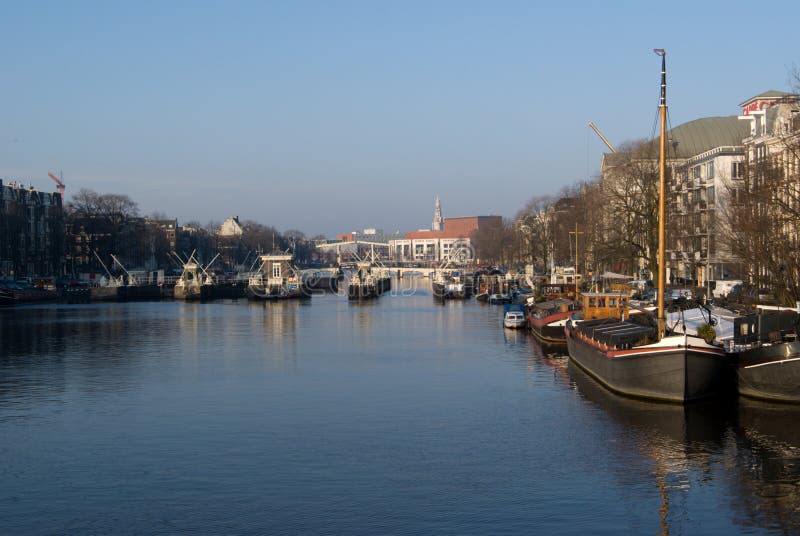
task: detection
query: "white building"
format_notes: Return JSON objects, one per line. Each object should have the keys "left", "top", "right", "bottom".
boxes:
{"left": 217, "top": 216, "right": 243, "bottom": 238}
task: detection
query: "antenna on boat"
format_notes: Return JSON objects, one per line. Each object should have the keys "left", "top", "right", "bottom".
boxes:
{"left": 654, "top": 47, "right": 667, "bottom": 339}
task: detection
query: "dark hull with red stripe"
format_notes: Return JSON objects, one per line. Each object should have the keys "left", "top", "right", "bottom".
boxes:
{"left": 527, "top": 309, "right": 571, "bottom": 347}
{"left": 736, "top": 342, "right": 800, "bottom": 403}
{"left": 566, "top": 322, "right": 730, "bottom": 403}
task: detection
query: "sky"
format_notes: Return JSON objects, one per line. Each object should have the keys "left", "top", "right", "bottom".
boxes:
{"left": 2, "top": 1, "right": 799, "bottom": 237}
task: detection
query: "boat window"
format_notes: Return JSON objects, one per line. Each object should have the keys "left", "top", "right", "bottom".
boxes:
{"left": 609, "top": 298, "right": 616, "bottom": 307}
{"left": 588, "top": 297, "right": 596, "bottom": 307}
{"left": 272, "top": 263, "right": 281, "bottom": 278}
{"left": 598, "top": 297, "right": 606, "bottom": 307}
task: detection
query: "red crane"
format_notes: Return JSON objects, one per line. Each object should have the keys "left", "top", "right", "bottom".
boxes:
{"left": 47, "top": 171, "right": 65, "bottom": 197}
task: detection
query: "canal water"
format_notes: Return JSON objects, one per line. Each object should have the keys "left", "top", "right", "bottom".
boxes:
{"left": 1, "top": 279, "right": 798, "bottom": 534}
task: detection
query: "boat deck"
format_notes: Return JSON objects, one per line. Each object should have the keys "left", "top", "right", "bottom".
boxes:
{"left": 577, "top": 318, "right": 656, "bottom": 350}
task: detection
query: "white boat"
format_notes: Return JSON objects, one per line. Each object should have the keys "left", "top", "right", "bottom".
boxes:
{"left": 503, "top": 309, "right": 527, "bottom": 329}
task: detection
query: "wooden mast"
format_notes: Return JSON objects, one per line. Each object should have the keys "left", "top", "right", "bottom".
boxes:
{"left": 655, "top": 48, "right": 667, "bottom": 339}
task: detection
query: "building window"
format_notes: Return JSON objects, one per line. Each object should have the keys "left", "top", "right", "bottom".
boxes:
{"left": 707, "top": 186, "right": 715, "bottom": 205}
{"left": 732, "top": 162, "right": 744, "bottom": 178}
{"left": 706, "top": 162, "right": 714, "bottom": 180}
{"left": 693, "top": 166, "right": 701, "bottom": 181}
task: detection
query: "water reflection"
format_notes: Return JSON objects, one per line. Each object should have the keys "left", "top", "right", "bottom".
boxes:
{"left": 730, "top": 400, "right": 800, "bottom": 533}
{"left": 250, "top": 299, "right": 300, "bottom": 341}
{"left": 0, "top": 304, "right": 175, "bottom": 411}
{"left": 528, "top": 341, "right": 572, "bottom": 389}
{"left": 567, "top": 362, "right": 734, "bottom": 534}
{"left": 5, "top": 296, "right": 800, "bottom": 533}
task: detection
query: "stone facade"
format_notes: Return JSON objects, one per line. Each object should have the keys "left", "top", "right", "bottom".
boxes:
{"left": 0, "top": 180, "right": 64, "bottom": 277}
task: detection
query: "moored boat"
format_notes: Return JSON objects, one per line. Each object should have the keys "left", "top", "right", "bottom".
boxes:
{"left": 432, "top": 269, "right": 471, "bottom": 300}
{"left": 503, "top": 304, "right": 527, "bottom": 329}
{"left": 0, "top": 279, "right": 59, "bottom": 307}
{"left": 488, "top": 293, "right": 511, "bottom": 304}
{"left": 565, "top": 50, "right": 730, "bottom": 403}
{"left": 174, "top": 254, "right": 217, "bottom": 301}
{"left": 247, "top": 252, "right": 308, "bottom": 300}
{"left": 566, "top": 315, "right": 729, "bottom": 402}
{"left": 347, "top": 262, "right": 391, "bottom": 301}
{"left": 90, "top": 279, "right": 122, "bottom": 301}
{"left": 109, "top": 255, "right": 163, "bottom": 301}
{"left": 525, "top": 298, "right": 577, "bottom": 347}
{"left": 730, "top": 306, "right": 800, "bottom": 403}
{"left": 300, "top": 268, "right": 341, "bottom": 294}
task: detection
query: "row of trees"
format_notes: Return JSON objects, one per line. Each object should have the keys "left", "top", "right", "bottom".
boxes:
{"left": 723, "top": 121, "right": 800, "bottom": 304}
{"left": 65, "top": 188, "right": 326, "bottom": 275}
{"left": 471, "top": 93, "right": 800, "bottom": 305}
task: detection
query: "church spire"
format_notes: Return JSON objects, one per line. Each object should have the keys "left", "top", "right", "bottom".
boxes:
{"left": 432, "top": 196, "right": 443, "bottom": 231}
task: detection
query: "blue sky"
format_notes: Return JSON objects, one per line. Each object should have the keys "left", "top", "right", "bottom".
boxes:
{"left": 2, "top": 1, "right": 798, "bottom": 237}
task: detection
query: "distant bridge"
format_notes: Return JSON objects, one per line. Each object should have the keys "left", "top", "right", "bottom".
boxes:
{"left": 315, "top": 240, "right": 390, "bottom": 251}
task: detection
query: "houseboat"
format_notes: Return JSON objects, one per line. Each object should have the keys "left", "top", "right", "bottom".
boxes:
{"left": 174, "top": 254, "right": 216, "bottom": 301}
{"left": 247, "top": 252, "right": 308, "bottom": 300}
{"left": 348, "top": 262, "right": 391, "bottom": 300}
{"left": 525, "top": 298, "right": 578, "bottom": 348}
{"left": 565, "top": 52, "right": 729, "bottom": 403}
{"left": 432, "top": 269, "right": 471, "bottom": 300}
{"left": 730, "top": 306, "right": 800, "bottom": 403}
{"left": 0, "top": 279, "right": 59, "bottom": 307}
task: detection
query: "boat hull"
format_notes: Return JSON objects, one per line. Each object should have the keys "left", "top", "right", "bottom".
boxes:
{"left": 90, "top": 286, "right": 119, "bottom": 301}
{"left": 432, "top": 281, "right": 470, "bottom": 300}
{"left": 348, "top": 277, "right": 391, "bottom": 300}
{"left": 527, "top": 309, "right": 572, "bottom": 347}
{"left": 0, "top": 288, "right": 59, "bottom": 307}
{"left": 246, "top": 284, "right": 307, "bottom": 300}
{"left": 116, "top": 284, "right": 161, "bottom": 301}
{"left": 174, "top": 284, "right": 213, "bottom": 301}
{"left": 736, "top": 342, "right": 800, "bottom": 403}
{"left": 566, "top": 326, "right": 729, "bottom": 403}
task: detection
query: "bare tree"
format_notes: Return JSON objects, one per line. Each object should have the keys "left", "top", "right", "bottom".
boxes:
{"left": 514, "top": 194, "right": 553, "bottom": 271}
{"left": 596, "top": 140, "right": 660, "bottom": 278}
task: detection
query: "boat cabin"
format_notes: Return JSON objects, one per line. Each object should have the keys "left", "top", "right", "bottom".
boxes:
{"left": 733, "top": 306, "right": 799, "bottom": 346}
{"left": 527, "top": 298, "right": 576, "bottom": 318}
{"left": 539, "top": 283, "right": 576, "bottom": 300}
{"left": 180, "top": 262, "right": 201, "bottom": 283}
{"left": 579, "top": 291, "right": 628, "bottom": 320}
{"left": 257, "top": 253, "right": 297, "bottom": 286}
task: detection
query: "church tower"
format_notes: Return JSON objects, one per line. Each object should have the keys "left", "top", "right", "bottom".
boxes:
{"left": 432, "top": 197, "right": 443, "bottom": 231}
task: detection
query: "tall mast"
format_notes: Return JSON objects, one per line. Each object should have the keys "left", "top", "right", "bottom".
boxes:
{"left": 655, "top": 48, "right": 667, "bottom": 339}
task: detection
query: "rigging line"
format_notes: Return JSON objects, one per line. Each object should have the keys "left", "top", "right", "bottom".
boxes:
{"left": 650, "top": 107, "right": 661, "bottom": 159}
{"left": 666, "top": 112, "right": 677, "bottom": 161}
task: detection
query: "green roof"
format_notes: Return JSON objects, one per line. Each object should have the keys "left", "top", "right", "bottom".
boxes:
{"left": 666, "top": 116, "right": 749, "bottom": 158}
{"left": 602, "top": 115, "right": 749, "bottom": 167}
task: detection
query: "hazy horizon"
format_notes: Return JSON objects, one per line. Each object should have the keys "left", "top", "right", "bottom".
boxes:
{"left": 2, "top": 1, "right": 799, "bottom": 237}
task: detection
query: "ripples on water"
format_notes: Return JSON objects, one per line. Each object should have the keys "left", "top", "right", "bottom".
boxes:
{"left": 1, "top": 284, "right": 798, "bottom": 534}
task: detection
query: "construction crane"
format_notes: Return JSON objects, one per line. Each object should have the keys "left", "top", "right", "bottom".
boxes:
{"left": 587, "top": 122, "right": 618, "bottom": 153}
{"left": 48, "top": 171, "right": 65, "bottom": 197}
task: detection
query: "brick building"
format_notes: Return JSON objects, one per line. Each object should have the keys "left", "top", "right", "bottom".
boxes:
{"left": 389, "top": 199, "right": 501, "bottom": 262}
